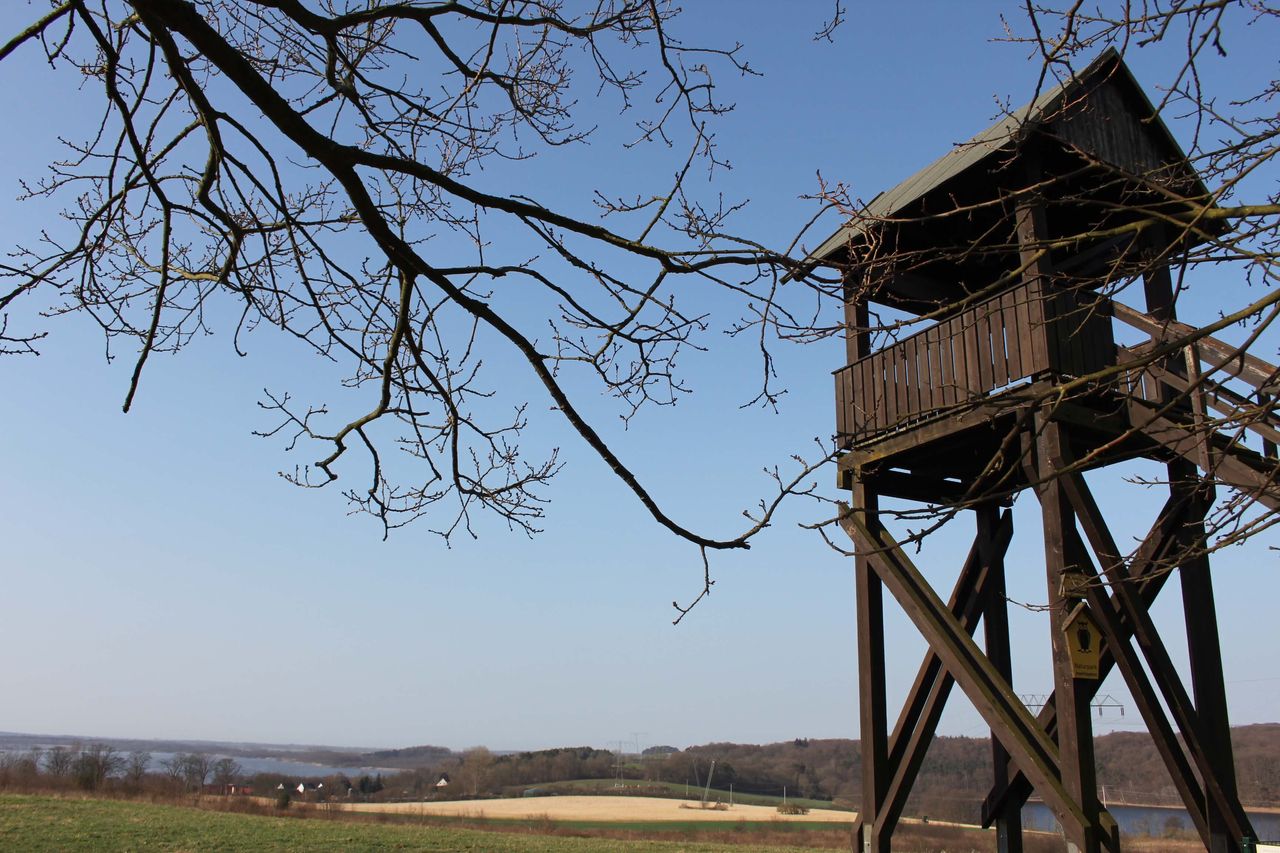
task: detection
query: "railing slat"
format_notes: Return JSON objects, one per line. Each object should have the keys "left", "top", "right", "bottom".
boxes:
{"left": 1004, "top": 290, "right": 1024, "bottom": 379}
{"left": 906, "top": 335, "right": 921, "bottom": 418}
{"left": 991, "top": 296, "right": 1009, "bottom": 387}
{"left": 963, "top": 312, "right": 982, "bottom": 399}
{"left": 857, "top": 359, "right": 871, "bottom": 437}
{"left": 923, "top": 326, "right": 938, "bottom": 412}
{"left": 885, "top": 350, "right": 899, "bottom": 428}
{"left": 835, "top": 369, "right": 846, "bottom": 438}
{"left": 980, "top": 303, "right": 996, "bottom": 392}
{"left": 836, "top": 283, "right": 1140, "bottom": 445}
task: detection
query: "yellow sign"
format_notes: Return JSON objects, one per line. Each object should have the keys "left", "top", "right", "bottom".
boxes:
{"left": 1065, "top": 606, "right": 1102, "bottom": 679}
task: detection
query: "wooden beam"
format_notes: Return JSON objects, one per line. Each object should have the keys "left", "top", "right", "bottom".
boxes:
{"left": 1034, "top": 418, "right": 1102, "bottom": 853}
{"left": 1058, "top": 462, "right": 1255, "bottom": 846}
{"left": 857, "top": 507, "right": 1014, "bottom": 843}
{"left": 853, "top": 482, "right": 890, "bottom": 853}
{"left": 1171, "top": 460, "right": 1248, "bottom": 853}
{"left": 839, "top": 509, "right": 1093, "bottom": 838}
{"left": 1062, "top": 527, "right": 1210, "bottom": 847}
{"left": 982, "top": 489, "right": 1195, "bottom": 824}
{"left": 1015, "top": 193, "right": 1054, "bottom": 375}
{"left": 1114, "top": 301, "right": 1279, "bottom": 393}
{"left": 857, "top": 468, "right": 985, "bottom": 506}
{"left": 979, "top": 503, "right": 1024, "bottom": 853}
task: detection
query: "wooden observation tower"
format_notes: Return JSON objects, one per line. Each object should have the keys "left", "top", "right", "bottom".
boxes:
{"left": 815, "top": 50, "right": 1280, "bottom": 853}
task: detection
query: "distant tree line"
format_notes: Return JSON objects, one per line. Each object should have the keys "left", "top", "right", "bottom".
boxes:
{"left": 360, "top": 726, "right": 1280, "bottom": 823}
{"left": 0, "top": 744, "right": 243, "bottom": 795}
{"left": 5, "top": 726, "right": 1277, "bottom": 821}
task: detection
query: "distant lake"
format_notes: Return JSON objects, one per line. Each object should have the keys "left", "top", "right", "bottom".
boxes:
{"left": 143, "top": 752, "right": 399, "bottom": 779}
{"left": 0, "top": 748, "right": 396, "bottom": 780}
{"left": 1024, "top": 800, "right": 1280, "bottom": 842}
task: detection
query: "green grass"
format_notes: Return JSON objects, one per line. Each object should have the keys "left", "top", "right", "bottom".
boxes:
{"left": 532, "top": 778, "right": 845, "bottom": 812}
{"left": 0, "top": 794, "right": 833, "bottom": 852}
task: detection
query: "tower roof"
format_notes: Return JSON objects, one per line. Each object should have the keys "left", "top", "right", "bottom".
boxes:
{"left": 806, "top": 49, "right": 1216, "bottom": 311}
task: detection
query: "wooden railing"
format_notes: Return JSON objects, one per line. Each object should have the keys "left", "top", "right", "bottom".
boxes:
{"left": 835, "top": 282, "right": 1115, "bottom": 444}
{"left": 1112, "top": 304, "right": 1280, "bottom": 461}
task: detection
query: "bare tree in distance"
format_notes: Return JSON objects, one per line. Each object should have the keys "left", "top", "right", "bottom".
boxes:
{"left": 73, "top": 743, "right": 124, "bottom": 790}
{"left": 211, "top": 756, "right": 241, "bottom": 788}
{"left": 125, "top": 750, "right": 152, "bottom": 790}
{"left": 181, "top": 752, "right": 213, "bottom": 791}
{"left": 43, "top": 745, "right": 75, "bottom": 779}
{"left": 159, "top": 753, "right": 186, "bottom": 790}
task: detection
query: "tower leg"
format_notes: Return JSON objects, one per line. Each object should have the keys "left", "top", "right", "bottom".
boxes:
{"left": 1036, "top": 419, "right": 1102, "bottom": 853}
{"left": 854, "top": 482, "right": 890, "bottom": 853}
{"left": 1173, "top": 464, "right": 1240, "bottom": 853}
{"left": 979, "top": 503, "right": 1024, "bottom": 853}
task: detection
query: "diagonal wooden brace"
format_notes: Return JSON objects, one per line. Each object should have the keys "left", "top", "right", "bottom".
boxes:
{"left": 1059, "top": 468, "right": 1255, "bottom": 844}
{"left": 840, "top": 507, "right": 1091, "bottom": 835}
{"left": 981, "top": 488, "right": 1197, "bottom": 824}
{"left": 849, "top": 507, "right": 1013, "bottom": 842}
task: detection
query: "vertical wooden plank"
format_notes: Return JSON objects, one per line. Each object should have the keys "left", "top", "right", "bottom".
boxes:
{"left": 898, "top": 343, "right": 911, "bottom": 424}
{"left": 854, "top": 483, "right": 891, "bottom": 853}
{"left": 875, "top": 353, "right": 889, "bottom": 434}
{"left": 835, "top": 370, "right": 847, "bottom": 439}
{"left": 1016, "top": 194, "right": 1055, "bottom": 378}
{"left": 844, "top": 292, "right": 862, "bottom": 366}
{"left": 1016, "top": 282, "right": 1038, "bottom": 375}
{"left": 864, "top": 358, "right": 876, "bottom": 437}
{"left": 911, "top": 333, "right": 921, "bottom": 417}
{"left": 948, "top": 316, "right": 965, "bottom": 401}
{"left": 885, "top": 349, "right": 899, "bottom": 429}
{"left": 1036, "top": 419, "right": 1102, "bottom": 853}
{"left": 979, "top": 503, "right": 1025, "bottom": 853}
{"left": 851, "top": 360, "right": 863, "bottom": 439}
{"left": 1173, "top": 461, "right": 1243, "bottom": 853}
{"left": 922, "top": 331, "right": 932, "bottom": 413}
{"left": 990, "top": 297, "right": 1009, "bottom": 387}
{"left": 950, "top": 317, "right": 964, "bottom": 404}
{"left": 963, "top": 311, "right": 983, "bottom": 400}
{"left": 899, "top": 343, "right": 912, "bottom": 425}
{"left": 900, "top": 339, "right": 913, "bottom": 423}
{"left": 935, "top": 319, "right": 952, "bottom": 407}
{"left": 1003, "top": 290, "right": 1024, "bottom": 381}
{"left": 1068, "top": 291, "right": 1088, "bottom": 376}
{"left": 977, "top": 303, "right": 995, "bottom": 393}
{"left": 844, "top": 366, "right": 857, "bottom": 440}
{"left": 923, "top": 325, "right": 938, "bottom": 412}
{"left": 1046, "top": 287, "right": 1066, "bottom": 376}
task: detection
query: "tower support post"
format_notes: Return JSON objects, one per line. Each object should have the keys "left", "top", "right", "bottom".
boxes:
{"left": 853, "top": 481, "right": 890, "bottom": 853}
{"left": 1035, "top": 417, "right": 1102, "bottom": 853}
{"left": 1174, "top": 463, "right": 1241, "bottom": 853}
{"left": 978, "top": 502, "right": 1024, "bottom": 853}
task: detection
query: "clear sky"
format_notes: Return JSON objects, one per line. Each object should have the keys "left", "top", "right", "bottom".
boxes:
{"left": 1, "top": 1, "right": 1276, "bottom": 753}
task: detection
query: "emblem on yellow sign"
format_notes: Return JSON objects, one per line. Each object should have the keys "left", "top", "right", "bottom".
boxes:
{"left": 1065, "top": 606, "right": 1102, "bottom": 679}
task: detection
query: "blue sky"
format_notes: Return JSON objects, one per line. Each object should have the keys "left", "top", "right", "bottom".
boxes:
{"left": 0, "top": 1, "right": 1276, "bottom": 752}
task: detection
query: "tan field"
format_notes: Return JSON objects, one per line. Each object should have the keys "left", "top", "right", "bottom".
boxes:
{"left": 341, "top": 794, "right": 857, "bottom": 823}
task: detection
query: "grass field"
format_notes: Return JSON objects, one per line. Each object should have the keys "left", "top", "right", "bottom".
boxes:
{"left": 531, "top": 779, "right": 843, "bottom": 812}
{"left": 0, "top": 794, "right": 839, "bottom": 852}
{"left": 6, "top": 791, "right": 1209, "bottom": 852}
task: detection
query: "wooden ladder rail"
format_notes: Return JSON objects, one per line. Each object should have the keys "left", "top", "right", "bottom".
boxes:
{"left": 1111, "top": 302, "right": 1280, "bottom": 395}
{"left": 1109, "top": 303, "right": 1280, "bottom": 508}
